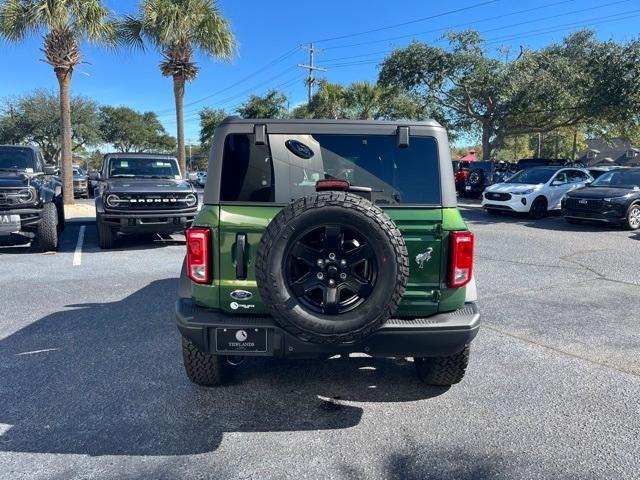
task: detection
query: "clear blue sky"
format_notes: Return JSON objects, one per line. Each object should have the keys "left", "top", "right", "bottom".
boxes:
{"left": 1, "top": 0, "right": 639, "bottom": 143}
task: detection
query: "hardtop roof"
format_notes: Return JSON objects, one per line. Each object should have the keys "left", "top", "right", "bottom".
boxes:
{"left": 219, "top": 116, "right": 442, "bottom": 128}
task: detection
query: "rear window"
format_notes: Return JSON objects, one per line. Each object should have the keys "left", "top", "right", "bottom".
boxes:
{"left": 219, "top": 133, "right": 441, "bottom": 205}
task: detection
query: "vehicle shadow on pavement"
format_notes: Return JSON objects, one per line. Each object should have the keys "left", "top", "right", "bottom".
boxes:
{"left": 0, "top": 279, "right": 445, "bottom": 457}
{"left": 460, "top": 207, "right": 622, "bottom": 233}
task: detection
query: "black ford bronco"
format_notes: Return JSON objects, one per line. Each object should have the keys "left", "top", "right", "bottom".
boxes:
{"left": 0, "top": 145, "right": 64, "bottom": 251}
{"left": 176, "top": 119, "right": 479, "bottom": 387}
{"left": 95, "top": 153, "right": 199, "bottom": 249}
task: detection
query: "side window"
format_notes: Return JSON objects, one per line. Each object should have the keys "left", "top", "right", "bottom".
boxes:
{"left": 553, "top": 172, "right": 568, "bottom": 184}
{"left": 220, "top": 134, "right": 274, "bottom": 202}
{"left": 569, "top": 170, "right": 588, "bottom": 182}
{"left": 34, "top": 152, "right": 43, "bottom": 172}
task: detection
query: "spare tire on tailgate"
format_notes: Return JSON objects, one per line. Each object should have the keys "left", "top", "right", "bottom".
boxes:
{"left": 255, "top": 192, "right": 409, "bottom": 344}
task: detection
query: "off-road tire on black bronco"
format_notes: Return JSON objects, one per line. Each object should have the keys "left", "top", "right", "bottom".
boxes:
{"left": 182, "top": 337, "right": 232, "bottom": 386}
{"left": 414, "top": 345, "right": 470, "bottom": 386}
{"left": 37, "top": 202, "right": 59, "bottom": 252}
{"left": 97, "top": 214, "right": 115, "bottom": 249}
{"left": 256, "top": 192, "right": 409, "bottom": 344}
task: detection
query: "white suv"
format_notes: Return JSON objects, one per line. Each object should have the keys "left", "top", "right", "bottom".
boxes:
{"left": 481, "top": 167, "right": 593, "bottom": 219}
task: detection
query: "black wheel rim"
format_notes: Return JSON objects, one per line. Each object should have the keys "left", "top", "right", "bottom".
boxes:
{"left": 284, "top": 224, "right": 377, "bottom": 315}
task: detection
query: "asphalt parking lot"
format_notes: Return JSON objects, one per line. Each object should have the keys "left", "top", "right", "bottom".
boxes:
{"left": 0, "top": 205, "right": 639, "bottom": 480}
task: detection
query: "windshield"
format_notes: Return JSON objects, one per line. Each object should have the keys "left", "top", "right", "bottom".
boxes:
{"left": 507, "top": 168, "right": 557, "bottom": 184}
{"left": 592, "top": 170, "right": 640, "bottom": 190}
{"left": 0, "top": 147, "right": 35, "bottom": 172}
{"left": 108, "top": 157, "right": 180, "bottom": 178}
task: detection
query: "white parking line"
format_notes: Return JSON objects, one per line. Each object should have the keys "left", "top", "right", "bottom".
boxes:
{"left": 73, "top": 225, "right": 86, "bottom": 266}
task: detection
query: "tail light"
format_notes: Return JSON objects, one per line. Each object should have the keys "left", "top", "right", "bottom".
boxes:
{"left": 449, "top": 231, "right": 474, "bottom": 287}
{"left": 186, "top": 227, "right": 211, "bottom": 284}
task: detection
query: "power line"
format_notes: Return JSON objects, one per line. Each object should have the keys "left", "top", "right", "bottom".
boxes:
{"left": 320, "top": 8, "right": 640, "bottom": 69}
{"left": 153, "top": 46, "right": 300, "bottom": 115}
{"left": 321, "top": 0, "right": 625, "bottom": 51}
{"left": 311, "top": 0, "right": 500, "bottom": 44}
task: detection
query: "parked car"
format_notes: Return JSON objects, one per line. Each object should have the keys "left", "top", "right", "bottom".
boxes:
{"left": 516, "top": 158, "right": 586, "bottom": 169}
{"left": 196, "top": 171, "right": 207, "bottom": 187}
{"left": 176, "top": 118, "right": 480, "bottom": 387}
{"left": 562, "top": 167, "right": 640, "bottom": 230}
{"left": 73, "top": 168, "right": 89, "bottom": 198}
{"left": 454, "top": 160, "right": 470, "bottom": 194}
{"left": 95, "top": 153, "right": 199, "bottom": 248}
{"left": 0, "top": 145, "right": 64, "bottom": 251}
{"left": 464, "top": 161, "right": 517, "bottom": 198}
{"left": 587, "top": 165, "right": 624, "bottom": 180}
{"left": 482, "top": 166, "right": 593, "bottom": 218}
{"left": 87, "top": 170, "right": 100, "bottom": 196}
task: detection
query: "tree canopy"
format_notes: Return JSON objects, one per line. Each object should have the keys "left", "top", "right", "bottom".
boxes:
{"left": 98, "top": 106, "right": 175, "bottom": 153}
{"left": 379, "top": 30, "right": 640, "bottom": 159}
{"left": 237, "top": 90, "right": 289, "bottom": 119}
{"left": 0, "top": 89, "right": 101, "bottom": 163}
{"left": 198, "top": 107, "right": 228, "bottom": 151}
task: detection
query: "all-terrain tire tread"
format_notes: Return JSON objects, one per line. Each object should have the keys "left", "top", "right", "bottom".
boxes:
{"left": 37, "top": 202, "right": 58, "bottom": 252}
{"left": 97, "top": 215, "right": 115, "bottom": 249}
{"left": 415, "top": 345, "right": 470, "bottom": 386}
{"left": 181, "top": 337, "right": 231, "bottom": 386}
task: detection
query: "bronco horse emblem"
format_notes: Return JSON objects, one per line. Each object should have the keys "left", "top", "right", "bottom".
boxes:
{"left": 415, "top": 247, "right": 433, "bottom": 269}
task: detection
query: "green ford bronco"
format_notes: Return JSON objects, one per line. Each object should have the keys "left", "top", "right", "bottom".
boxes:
{"left": 176, "top": 118, "right": 479, "bottom": 387}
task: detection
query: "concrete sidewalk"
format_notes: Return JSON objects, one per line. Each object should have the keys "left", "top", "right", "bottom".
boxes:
{"left": 64, "top": 203, "right": 95, "bottom": 221}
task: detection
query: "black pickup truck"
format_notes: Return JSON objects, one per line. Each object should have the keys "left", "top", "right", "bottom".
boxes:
{"left": 0, "top": 145, "right": 64, "bottom": 251}
{"left": 95, "top": 153, "right": 199, "bottom": 248}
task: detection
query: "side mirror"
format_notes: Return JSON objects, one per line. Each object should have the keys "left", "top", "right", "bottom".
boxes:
{"left": 44, "top": 165, "right": 57, "bottom": 175}
{"left": 551, "top": 180, "right": 562, "bottom": 186}
{"left": 585, "top": 179, "right": 593, "bottom": 185}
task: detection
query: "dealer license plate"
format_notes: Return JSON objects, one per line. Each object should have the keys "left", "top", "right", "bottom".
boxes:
{"left": 0, "top": 214, "right": 20, "bottom": 234}
{"left": 216, "top": 328, "right": 267, "bottom": 353}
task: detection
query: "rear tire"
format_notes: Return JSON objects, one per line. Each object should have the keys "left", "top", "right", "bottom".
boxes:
{"left": 182, "top": 337, "right": 232, "bottom": 386}
{"left": 37, "top": 202, "right": 59, "bottom": 252}
{"left": 624, "top": 204, "right": 640, "bottom": 230}
{"left": 414, "top": 345, "right": 470, "bottom": 386}
{"left": 528, "top": 197, "right": 547, "bottom": 219}
{"left": 97, "top": 214, "right": 115, "bottom": 249}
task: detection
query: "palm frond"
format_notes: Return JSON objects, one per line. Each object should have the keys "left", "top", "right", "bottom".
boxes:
{"left": 0, "top": 0, "right": 39, "bottom": 41}
{"left": 115, "top": 15, "right": 145, "bottom": 51}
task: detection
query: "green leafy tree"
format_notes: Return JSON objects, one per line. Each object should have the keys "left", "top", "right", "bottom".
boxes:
{"left": 99, "top": 106, "right": 175, "bottom": 153}
{"left": 306, "top": 80, "right": 346, "bottom": 119}
{"left": 120, "top": 0, "right": 236, "bottom": 177}
{"left": 0, "top": 90, "right": 101, "bottom": 164}
{"left": 0, "top": 0, "right": 115, "bottom": 204}
{"left": 198, "top": 107, "right": 228, "bottom": 152}
{"left": 237, "top": 90, "right": 289, "bottom": 119}
{"left": 379, "top": 30, "right": 640, "bottom": 160}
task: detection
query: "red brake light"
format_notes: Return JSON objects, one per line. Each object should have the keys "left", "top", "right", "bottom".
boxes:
{"left": 186, "top": 227, "right": 211, "bottom": 284}
{"left": 449, "top": 231, "right": 474, "bottom": 288}
{"left": 316, "top": 179, "right": 350, "bottom": 191}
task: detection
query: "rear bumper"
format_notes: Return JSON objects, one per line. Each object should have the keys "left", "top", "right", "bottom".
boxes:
{"left": 176, "top": 298, "right": 481, "bottom": 358}
{"left": 101, "top": 208, "right": 197, "bottom": 233}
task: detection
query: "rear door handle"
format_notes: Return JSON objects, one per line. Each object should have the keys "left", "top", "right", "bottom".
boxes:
{"left": 236, "top": 233, "right": 247, "bottom": 279}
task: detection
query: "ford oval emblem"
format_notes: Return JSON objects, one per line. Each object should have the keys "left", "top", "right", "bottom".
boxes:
{"left": 230, "top": 290, "right": 253, "bottom": 301}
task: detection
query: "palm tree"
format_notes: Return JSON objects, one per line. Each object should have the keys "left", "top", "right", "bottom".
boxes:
{"left": 344, "top": 81, "right": 383, "bottom": 120}
{"left": 120, "top": 0, "right": 235, "bottom": 178}
{"left": 307, "top": 80, "right": 346, "bottom": 119}
{"left": 0, "top": 0, "right": 114, "bottom": 205}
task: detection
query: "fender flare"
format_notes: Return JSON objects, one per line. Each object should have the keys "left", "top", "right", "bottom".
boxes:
{"left": 95, "top": 195, "right": 105, "bottom": 214}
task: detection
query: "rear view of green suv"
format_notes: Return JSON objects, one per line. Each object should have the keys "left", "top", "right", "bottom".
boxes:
{"left": 176, "top": 118, "right": 479, "bottom": 387}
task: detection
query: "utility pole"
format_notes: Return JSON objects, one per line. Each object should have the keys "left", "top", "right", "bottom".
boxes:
{"left": 298, "top": 43, "right": 327, "bottom": 103}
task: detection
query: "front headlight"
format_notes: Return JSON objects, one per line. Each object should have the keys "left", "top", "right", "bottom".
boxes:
{"left": 603, "top": 195, "right": 629, "bottom": 203}
{"left": 510, "top": 189, "right": 535, "bottom": 195}
{"left": 185, "top": 193, "right": 197, "bottom": 207}
{"left": 16, "top": 188, "right": 37, "bottom": 204}
{"left": 105, "top": 194, "right": 121, "bottom": 207}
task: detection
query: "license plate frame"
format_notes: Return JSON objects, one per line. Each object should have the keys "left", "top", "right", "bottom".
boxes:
{"left": 0, "top": 214, "right": 21, "bottom": 234}
{"left": 216, "top": 327, "right": 267, "bottom": 353}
